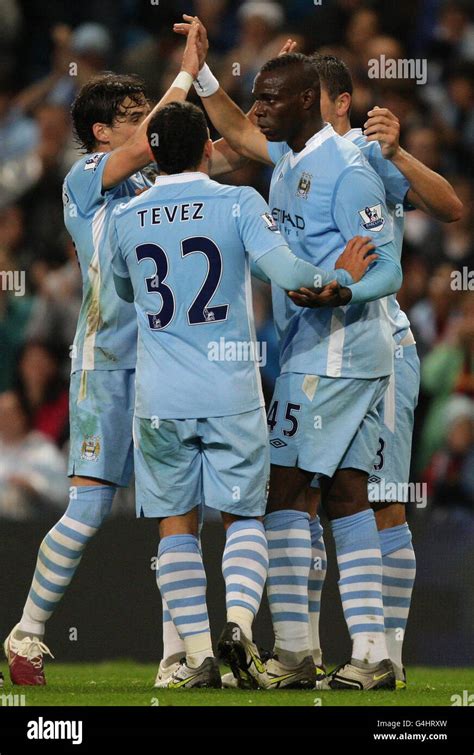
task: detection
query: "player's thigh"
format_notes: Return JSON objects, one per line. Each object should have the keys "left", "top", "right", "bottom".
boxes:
{"left": 268, "top": 372, "right": 387, "bottom": 481}
{"left": 336, "top": 374, "right": 390, "bottom": 480}
{"left": 133, "top": 415, "right": 201, "bottom": 519}
{"left": 320, "top": 468, "right": 371, "bottom": 520}
{"left": 68, "top": 369, "right": 135, "bottom": 487}
{"left": 200, "top": 407, "right": 269, "bottom": 518}
{"left": 369, "top": 344, "right": 420, "bottom": 508}
{"left": 267, "top": 465, "right": 313, "bottom": 512}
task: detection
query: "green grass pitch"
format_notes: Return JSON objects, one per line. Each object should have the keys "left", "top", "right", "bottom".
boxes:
{"left": 1, "top": 662, "right": 472, "bottom": 706}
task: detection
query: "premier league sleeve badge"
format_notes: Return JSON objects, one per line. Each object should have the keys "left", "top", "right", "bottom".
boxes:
{"left": 358, "top": 204, "right": 385, "bottom": 231}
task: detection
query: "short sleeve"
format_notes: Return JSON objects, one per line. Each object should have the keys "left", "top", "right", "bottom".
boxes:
{"left": 65, "top": 152, "right": 113, "bottom": 216}
{"left": 332, "top": 166, "right": 394, "bottom": 247}
{"left": 236, "top": 187, "right": 285, "bottom": 263}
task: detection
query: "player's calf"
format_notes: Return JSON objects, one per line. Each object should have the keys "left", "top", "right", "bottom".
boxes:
{"left": 157, "top": 513, "right": 216, "bottom": 681}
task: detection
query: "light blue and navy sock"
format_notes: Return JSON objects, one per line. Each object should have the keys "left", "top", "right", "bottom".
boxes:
{"left": 308, "top": 516, "right": 327, "bottom": 666}
{"left": 157, "top": 509, "right": 206, "bottom": 666}
{"left": 379, "top": 523, "right": 416, "bottom": 674}
{"left": 264, "top": 509, "right": 312, "bottom": 665}
{"left": 19, "top": 485, "right": 115, "bottom": 637}
{"left": 159, "top": 598, "right": 185, "bottom": 667}
{"left": 331, "top": 509, "right": 388, "bottom": 664}
{"left": 157, "top": 534, "right": 213, "bottom": 668}
{"left": 222, "top": 519, "right": 268, "bottom": 640}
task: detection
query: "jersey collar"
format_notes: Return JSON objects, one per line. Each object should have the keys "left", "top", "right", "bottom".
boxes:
{"left": 288, "top": 123, "right": 336, "bottom": 169}
{"left": 343, "top": 127, "right": 363, "bottom": 142}
{"left": 153, "top": 171, "right": 208, "bottom": 187}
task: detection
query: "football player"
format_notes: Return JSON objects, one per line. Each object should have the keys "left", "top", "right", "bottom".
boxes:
{"left": 109, "top": 100, "right": 376, "bottom": 688}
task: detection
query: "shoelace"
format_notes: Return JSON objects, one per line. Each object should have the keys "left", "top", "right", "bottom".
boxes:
{"left": 13, "top": 636, "right": 54, "bottom": 667}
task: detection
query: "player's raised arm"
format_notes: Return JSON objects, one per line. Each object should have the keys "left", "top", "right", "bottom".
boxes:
{"left": 209, "top": 138, "right": 250, "bottom": 177}
{"left": 174, "top": 15, "right": 273, "bottom": 165}
{"left": 364, "top": 106, "right": 463, "bottom": 222}
{"left": 101, "top": 21, "right": 204, "bottom": 190}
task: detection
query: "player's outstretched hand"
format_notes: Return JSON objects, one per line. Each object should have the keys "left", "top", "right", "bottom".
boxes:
{"left": 287, "top": 281, "right": 352, "bottom": 309}
{"left": 364, "top": 106, "right": 401, "bottom": 160}
{"left": 278, "top": 38, "right": 298, "bottom": 56}
{"left": 175, "top": 15, "right": 209, "bottom": 72}
{"left": 180, "top": 19, "right": 203, "bottom": 79}
{"left": 335, "top": 235, "right": 378, "bottom": 282}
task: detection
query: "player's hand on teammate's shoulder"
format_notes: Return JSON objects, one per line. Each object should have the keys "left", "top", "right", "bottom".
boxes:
{"left": 364, "top": 105, "right": 401, "bottom": 160}
{"left": 335, "top": 235, "right": 378, "bottom": 282}
{"left": 287, "top": 281, "right": 352, "bottom": 309}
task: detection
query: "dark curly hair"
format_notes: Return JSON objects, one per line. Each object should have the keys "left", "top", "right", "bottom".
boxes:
{"left": 147, "top": 101, "right": 209, "bottom": 175}
{"left": 71, "top": 72, "right": 147, "bottom": 153}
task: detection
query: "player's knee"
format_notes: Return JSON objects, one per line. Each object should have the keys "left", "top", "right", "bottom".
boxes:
{"left": 373, "top": 502, "right": 406, "bottom": 530}
{"left": 65, "top": 484, "right": 115, "bottom": 529}
{"left": 221, "top": 512, "right": 263, "bottom": 530}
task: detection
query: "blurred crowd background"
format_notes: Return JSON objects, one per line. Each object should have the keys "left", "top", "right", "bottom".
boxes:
{"left": 0, "top": 0, "right": 472, "bottom": 521}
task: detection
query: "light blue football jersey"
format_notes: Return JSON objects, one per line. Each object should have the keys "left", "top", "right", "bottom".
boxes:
{"left": 344, "top": 128, "right": 412, "bottom": 346}
{"left": 63, "top": 152, "right": 150, "bottom": 373}
{"left": 266, "top": 124, "right": 398, "bottom": 379}
{"left": 110, "top": 172, "right": 286, "bottom": 420}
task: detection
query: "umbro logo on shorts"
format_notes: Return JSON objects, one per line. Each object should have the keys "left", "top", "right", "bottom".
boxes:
{"left": 270, "top": 438, "right": 288, "bottom": 448}
{"left": 368, "top": 475, "right": 381, "bottom": 484}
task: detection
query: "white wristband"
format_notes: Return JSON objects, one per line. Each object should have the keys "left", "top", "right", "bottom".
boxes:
{"left": 194, "top": 64, "right": 220, "bottom": 98}
{"left": 172, "top": 71, "right": 194, "bottom": 94}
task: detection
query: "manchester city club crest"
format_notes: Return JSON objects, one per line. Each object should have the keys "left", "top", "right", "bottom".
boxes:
{"left": 358, "top": 204, "right": 385, "bottom": 231}
{"left": 81, "top": 436, "right": 101, "bottom": 462}
{"left": 296, "top": 172, "right": 312, "bottom": 199}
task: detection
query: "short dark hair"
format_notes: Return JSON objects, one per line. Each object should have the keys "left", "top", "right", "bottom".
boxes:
{"left": 147, "top": 101, "right": 209, "bottom": 175}
{"left": 71, "top": 72, "right": 147, "bottom": 152}
{"left": 312, "top": 54, "right": 353, "bottom": 100}
{"left": 259, "top": 52, "right": 321, "bottom": 95}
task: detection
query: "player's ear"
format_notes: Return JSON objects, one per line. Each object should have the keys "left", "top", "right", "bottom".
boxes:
{"left": 301, "top": 87, "right": 317, "bottom": 111}
{"left": 336, "top": 92, "right": 351, "bottom": 117}
{"left": 203, "top": 138, "right": 213, "bottom": 161}
{"left": 92, "top": 122, "right": 110, "bottom": 147}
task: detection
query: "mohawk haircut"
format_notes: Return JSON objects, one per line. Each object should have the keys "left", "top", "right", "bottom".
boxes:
{"left": 259, "top": 52, "right": 321, "bottom": 95}
{"left": 312, "top": 54, "right": 353, "bottom": 101}
{"left": 71, "top": 72, "right": 147, "bottom": 152}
